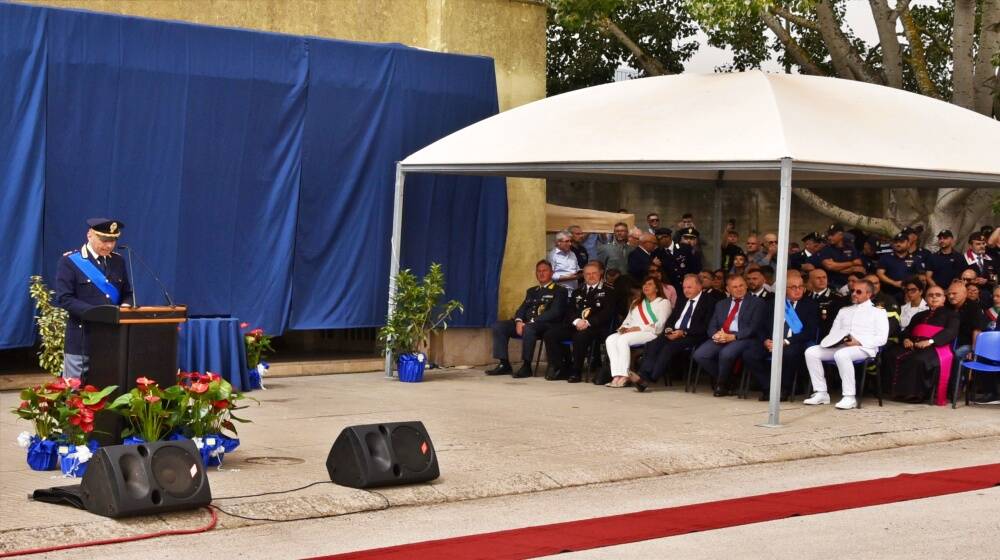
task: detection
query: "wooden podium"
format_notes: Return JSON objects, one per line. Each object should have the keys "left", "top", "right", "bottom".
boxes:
{"left": 82, "top": 305, "right": 187, "bottom": 445}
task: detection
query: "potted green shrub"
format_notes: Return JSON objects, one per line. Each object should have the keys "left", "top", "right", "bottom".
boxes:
{"left": 29, "top": 276, "right": 67, "bottom": 376}
{"left": 378, "top": 263, "right": 463, "bottom": 382}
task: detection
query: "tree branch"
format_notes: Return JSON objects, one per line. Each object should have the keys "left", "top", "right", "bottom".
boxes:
{"left": 597, "top": 17, "right": 668, "bottom": 76}
{"left": 813, "top": 0, "right": 881, "bottom": 83}
{"left": 793, "top": 188, "right": 900, "bottom": 236}
{"left": 898, "top": 1, "right": 942, "bottom": 98}
{"left": 767, "top": 5, "right": 819, "bottom": 31}
{"left": 758, "top": 10, "right": 827, "bottom": 76}
{"left": 868, "top": 0, "right": 904, "bottom": 88}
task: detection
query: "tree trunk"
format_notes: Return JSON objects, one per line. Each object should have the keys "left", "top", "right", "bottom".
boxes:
{"left": 813, "top": 0, "right": 880, "bottom": 83}
{"left": 898, "top": 2, "right": 942, "bottom": 98}
{"left": 975, "top": 0, "right": 1000, "bottom": 116}
{"left": 951, "top": 0, "right": 977, "bottom": 110}
{"left": 792, "top": 188, "right": 900, "bottom": 236}
{"left": 598, "top": 17, "right": 668, "bottom": 76}
{"left": 927, "top": 189, "right": 996, "bottom": 250}
{"left": 868, "top": 0, "right": 904, "bottom": 88}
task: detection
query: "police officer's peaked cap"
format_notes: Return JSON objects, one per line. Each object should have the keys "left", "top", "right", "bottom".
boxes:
{"left": 655, "top": 227, "right": 673, "bottom": 237}
{"left": 827, "top": 223, "right": 844, "bottom": 234}
{"left": 891, "top": 232, "right": 908, "bottom": 242}
{"left": 679, "top": 227, "right": 699, "bottom": 239}
{"left": 936, "top": 229, "right": 954, "bottom": 239}
{"left": 801, "top": 232, "right": 823, "bottom": 243}
{"left": 87, "top": 218, "right": 124, "bottom": 238}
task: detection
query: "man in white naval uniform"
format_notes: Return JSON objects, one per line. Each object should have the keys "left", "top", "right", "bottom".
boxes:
{"left": 803, "top": 279, "right": 889, "bottom": 410}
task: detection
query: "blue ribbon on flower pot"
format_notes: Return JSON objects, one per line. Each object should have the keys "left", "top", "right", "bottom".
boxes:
{"left": 397, "top": 353, "right": 426, "bottom": 383}
{"left": 19, "top": 432, "right": 59, "bottom": 471}
{"left": 248, "top": 361, "right": 269, "bottom": 390}
{"left": 58, "top": 440, "right": 100, "bottom": 477}
{"left": 122, "top": 435, "right": 146, "bottom": 446}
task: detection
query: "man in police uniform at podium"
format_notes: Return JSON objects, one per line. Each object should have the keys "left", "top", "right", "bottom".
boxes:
{"left": 55, "top": 218, "right": 133, "bottom": 380}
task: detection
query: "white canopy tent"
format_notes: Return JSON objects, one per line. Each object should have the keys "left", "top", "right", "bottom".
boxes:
{"left": 389, "top": 71, "right": 1000, "bottom": 426}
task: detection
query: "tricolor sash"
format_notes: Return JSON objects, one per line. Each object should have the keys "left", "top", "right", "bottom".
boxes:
{"left": 68, "top": 253, "right": 120, "bottom": 304}
{"left": 638, "top": 299, "right": 658, "bottom": 326}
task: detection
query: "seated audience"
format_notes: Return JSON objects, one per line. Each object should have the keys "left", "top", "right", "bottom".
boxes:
{"left": 746, "top": 269, "right": 772, "bottom": 300}
{"left": 606, "top": 277, "right": 671, "bottom": 387}
{"left": 899, "top": 277, "right": 929, "bottom": 329}
{"left": 806, "top": 268, "right": 846, "bottom": 337}
{"left": 487, "top": 260, "right": 567, "bottom": 378}
{"left": 543, "top": 261, "right": 614, "bottom": 383}
{"left": 891, "top": 286, "right": 958, "bottom": 404}
{"left": 699, "top": 270, "right": 725, "bottom": 303}
{"left": 634, "top": 274, "right": 714, "bottom": 390}
{"left": 803, "top": 279, "right": 889, "bottom": 410}
{"left": 744, "top": 271, "right": 819, "bottom": 401}
{"left": 693, "top": 274, "right": 768, "bottom": 397}
{"left": 985, "top": 286, "right": 1000, "bottom": 330}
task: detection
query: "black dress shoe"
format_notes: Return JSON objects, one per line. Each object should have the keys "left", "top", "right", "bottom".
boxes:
{"left": 713, "top": 388, "right": 730, "bottom": 397}
{"left": 485, "top": 362, "right": 512, "bottom": 375}
{"left": 512, "top": 365, "right": 532, "bottom": 379}
{"left": 545, "top": 370, "right": 566, "bottom": 381}
{"left": 567, "top": 375, "right": 582, "bottom": 383}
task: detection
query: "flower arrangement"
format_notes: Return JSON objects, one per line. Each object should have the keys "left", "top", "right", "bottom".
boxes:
{"left": 241, "top": 323, "right": 274, "bottom": 389}
{"left": 108, "top": 377, "right": 182, "bottom": 443}
{"left": 176, "top": 372, "right": 253, "bottom": 438}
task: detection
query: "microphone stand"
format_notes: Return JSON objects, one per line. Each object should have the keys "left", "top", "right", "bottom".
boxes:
{"left": 121, "top": 245, "right": 138, "bottom": 307}
{"left": 117, "top": 245, "right": 176, "bottom": 307}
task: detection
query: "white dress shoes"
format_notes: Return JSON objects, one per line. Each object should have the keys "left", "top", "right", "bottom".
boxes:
{"left": 803, "top": 392, "right": 831, "bottom": 405}
{"left": 835, "top": 396, "right": 858, "bottom": 410}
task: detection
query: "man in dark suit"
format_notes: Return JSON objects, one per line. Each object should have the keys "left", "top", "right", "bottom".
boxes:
{"left": 487, "top": 260, "right": 567, "bottom": 378}
{"left": 693, "top": 274, "right": 767, "bottom": 396}
{"left": 743, "top": 271, "right": 819, "bottom": 401}
{"left": 55, "top": 218, "right": 133, "bottom": 380}
{"left": 636, "top": 274, "right": 714, "bottom": 386}
{"left": 746, "top": 269, "right": 773, "bottom": 301}
{"left": 543, "top": 261, "right": 615, "bottom": 383}
{"left": 627, "top": 233, "right": 657, "bottom": 281}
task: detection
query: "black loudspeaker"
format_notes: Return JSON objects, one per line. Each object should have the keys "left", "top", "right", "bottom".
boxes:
{"left": 326, "top": 421, "right": 439, "bottom": 489}
{"left": 80, "top": 440, "right": 212, "bottom": 518}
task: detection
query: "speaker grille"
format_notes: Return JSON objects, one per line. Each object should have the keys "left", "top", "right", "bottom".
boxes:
{"left": 119, "top": 452, "right": 150, "bottom": 500}
{"left": 151, "top": 445, "right": 201, "bottom": 499}
{"left": 391, "top": 425, "right": 433, "bottom": 473}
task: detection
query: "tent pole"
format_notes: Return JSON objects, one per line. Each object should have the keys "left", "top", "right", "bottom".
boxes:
{"left": 713, "top": 172, "right": 723, "bottom": 268}
{"left": 763, "top": 158, "right": 793, "bottom": 427}
{"left": 385, "top": 163, "right": 406, "bottom": 379}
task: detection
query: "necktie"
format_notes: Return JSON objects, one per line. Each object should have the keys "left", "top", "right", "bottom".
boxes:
{"left": 680, "top": 299, "right": 695, "bottom": 330}
{"left": 722, "top": 298, "right": 742, "bottom": 333}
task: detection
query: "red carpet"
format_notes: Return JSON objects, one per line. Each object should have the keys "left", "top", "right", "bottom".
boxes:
{"left": 309, "top": 463, "right": 1000, "bottom": 560}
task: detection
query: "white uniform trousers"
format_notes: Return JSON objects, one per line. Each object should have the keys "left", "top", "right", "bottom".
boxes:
{"left": 804, "top": 345, "right": 871, "bottom": 396}
{"left": 605, "top": 331, "right": 658, "bottom": 377}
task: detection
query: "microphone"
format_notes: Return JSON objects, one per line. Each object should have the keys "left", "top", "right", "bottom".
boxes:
{"left": 117, "top": 245, "right": 175, "bottom": 307}
{"left": 121, "top": 244, "right": 138, "bottom": 307}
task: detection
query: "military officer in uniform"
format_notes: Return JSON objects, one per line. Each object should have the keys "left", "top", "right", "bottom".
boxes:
{"left": 674, "top": 227, "right": 703, "bottom": 279}
{"left": 487, "top": 260, "right": 567, "bottom": 378}
{"left": 55, "top": 218, "right": 133, "bottom": 380}
{"left": 543, "top": 261, "right": 615, "bottom": 383}
{"left": 805, "top": 268, "right": 846, "bottom": 338}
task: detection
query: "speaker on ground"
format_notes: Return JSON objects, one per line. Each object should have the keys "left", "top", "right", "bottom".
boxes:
{"left": 326, "top": 421, "right": 439, "bottom": 489}
{"left": 81, "top": 439, "right": 212, "bottom": 518}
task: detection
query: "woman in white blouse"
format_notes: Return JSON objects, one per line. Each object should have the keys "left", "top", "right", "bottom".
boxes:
{"left": 899, "top": 277, "right": 928, "bottom": 329}
{"left": 605, "top": 276, "right": 672, "bottom": 387}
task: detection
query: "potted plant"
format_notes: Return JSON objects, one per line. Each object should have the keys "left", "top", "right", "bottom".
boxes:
{"left": 378, "top": 263, "right": 463, "bottom": 382}
{"left": 28, "top": 276, "right": 68, "bottom": 376}
{"left": 241, "top": 323, "right": 274, "bottom": 390}
{"left": 12, "top": 378, "right": 115, "bottom": 475}
{"left": 108, "top": 377, "right": 180, "bottom": 444}
{"left": 175, "top": 372, "right": 254, "bottom": 466}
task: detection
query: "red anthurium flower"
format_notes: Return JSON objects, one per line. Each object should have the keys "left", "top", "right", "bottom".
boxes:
{"left": 206, "top": 372, "right": 221, "bottom": 381}
{"left": 83, "top": 384, "right": 97, "bottom": 392}
{"left": 90, "top": 399, "right": 106, "bottom": 411}
{"left": 212, "top": 399, "right": 229, "bottom": 410}
{"left": 144, "top": 394, "right": 161, "bottom": 404}
{"left": 66, "top": 378, "right": 81, "bottom": 389}
{"left": 66, "top": 396, "right": 84, "bottom": 409}
{"left": 69, "top": 414, "right": 82, "bottom": 426}
{"left": 250, "top": 328, "right": 264, "bottom": 337}
{"left": 18, "top": 401, "right": 28, "bottom": 409}
{"left": 47, "top": 379, "right": 66, "bottom": 391}
{"left": 240, "top": 322, "right": 249, "bottom": 329}
{"left": 136, "top": 377, "right": 156, "bottom": 390}
{"left": 81, "top": 423, "right": 94, "bottom": 433}
{"left": 190, "top": 382, "right": 209, "bottom": 394}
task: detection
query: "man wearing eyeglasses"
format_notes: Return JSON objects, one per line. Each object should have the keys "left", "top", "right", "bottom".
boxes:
{"left": 645, "top": 213, "right": 661, "bottom": 235}
{"left": 549, "top": 231, "right": 580, "bottom": 291}
{"left": 803, "top": 279, "right": 889, "bottom": 410}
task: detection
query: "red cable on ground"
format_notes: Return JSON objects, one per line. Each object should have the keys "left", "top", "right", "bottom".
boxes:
{"left": 0, "top": 506, "right": 217, "bottom": 558}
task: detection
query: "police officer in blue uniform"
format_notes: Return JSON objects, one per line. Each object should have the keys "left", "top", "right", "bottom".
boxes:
{"left": 789, "top": 232, "right": 824, "bottom": 271}
{"left": 55, "top": 218, "right": 133, "bottom": 380}
{"left": 925, "top": 229, "right": 964, "bottom": 288}
{"left": 877, "top": 232, "right": 926, "bottom": 302}
{"left": 818, "top": 224, "right": 865, "bottom": 289}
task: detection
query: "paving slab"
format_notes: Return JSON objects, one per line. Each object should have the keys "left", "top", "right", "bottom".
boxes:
{"left": 2, "top": 368, "right": 998, "bottom": 552}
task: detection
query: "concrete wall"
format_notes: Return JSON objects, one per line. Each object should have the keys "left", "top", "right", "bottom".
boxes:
{"left": 25, "top": 0, "right": 549, "bottom": 365}
{"left": 547, "top": 180, "right": 890, "bottom": 269}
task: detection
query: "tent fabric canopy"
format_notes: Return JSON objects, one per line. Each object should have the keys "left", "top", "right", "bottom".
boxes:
{"left": 546, "top": 204, "right": 634, "bottom": 233}
{"left": 401, "top": 71, "right": 1000, "bottom": 187}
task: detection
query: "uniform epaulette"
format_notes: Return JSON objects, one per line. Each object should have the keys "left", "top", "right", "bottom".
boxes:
{"left": 63, "top": 250, "right": 76, "bottom": 256}
{"left": 111, "top": 251, "right": 121, "bottom": 256}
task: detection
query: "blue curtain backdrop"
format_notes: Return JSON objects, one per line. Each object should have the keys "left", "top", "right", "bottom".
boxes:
{"left": 0, "top": 4, "right": 506, "bottom": 349}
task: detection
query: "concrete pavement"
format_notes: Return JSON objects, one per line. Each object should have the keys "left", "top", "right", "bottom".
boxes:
{"left": 2, "top": 367, "right": 998, "bottom": 553}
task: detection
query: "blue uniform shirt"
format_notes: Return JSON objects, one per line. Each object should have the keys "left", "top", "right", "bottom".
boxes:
{"left": 55, "top": 245, "right": 133, "bottom": 355}
{"left": 818, "top": 244, "right": 858, "bottom": 287}
{"left": 926, "top": 250, "right": 964, "bottom": 287}
{"left": 877, "top": 251, "right": 925, "bottom": 294}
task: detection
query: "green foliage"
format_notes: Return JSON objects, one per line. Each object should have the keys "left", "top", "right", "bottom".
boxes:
{"left": 547, "top": 0, "right": 698, "bottom": 95}
{"left": 29, "top": 276, "right": 67, "bottom": 376}
{"left": 378, "top": 263, "right": 463, "bottom": 356}
{"left": 108, "top": 377, "right": 178, "bottom": 442}
{"left": 12, "top": 378, "right": 115, "bottom": 443}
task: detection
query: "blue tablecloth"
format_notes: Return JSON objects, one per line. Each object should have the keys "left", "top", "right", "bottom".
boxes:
{"left": 177, "top": 318, "right": 253, "bottom": 391}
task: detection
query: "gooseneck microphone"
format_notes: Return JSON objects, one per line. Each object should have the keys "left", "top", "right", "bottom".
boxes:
{"left": 117, "top": 245, "right": 176, "bottom": 307}
{"left": 120, "top": 245, "right": 138, "bottom": 307}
